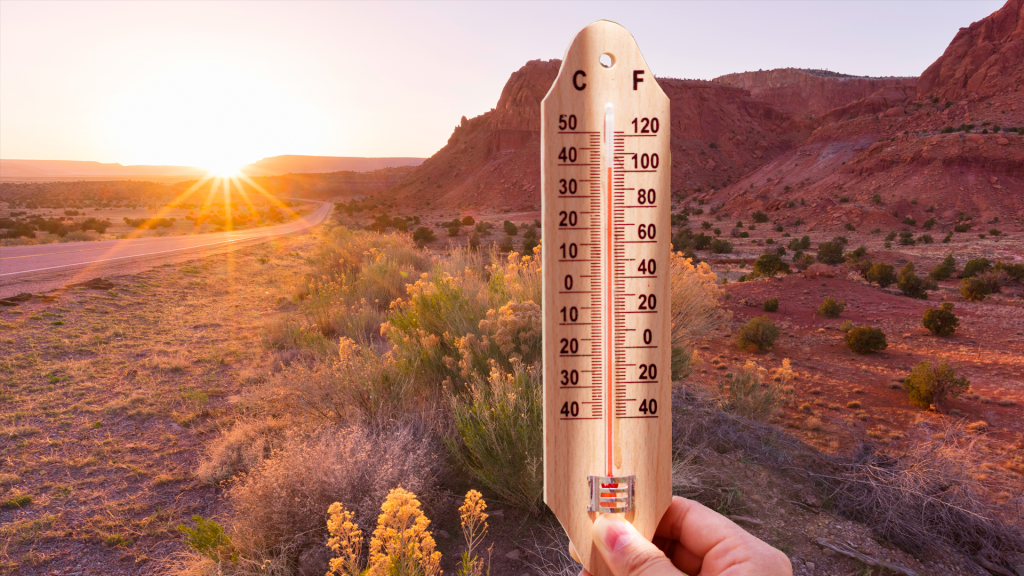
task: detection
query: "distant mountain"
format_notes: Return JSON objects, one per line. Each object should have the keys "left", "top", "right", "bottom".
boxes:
{"left": 240, "top": 155, "right": 424, "bottom": 177}
{"left": 0, "top": 159, "right": 206, "bottom": 179}
{"left": 0, "top": 156, "right": 425, "bottom": 181}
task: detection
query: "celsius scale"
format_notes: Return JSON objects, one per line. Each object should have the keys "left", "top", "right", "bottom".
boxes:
{"left": 542, "top": 20, "right": 672, "bottom": 576}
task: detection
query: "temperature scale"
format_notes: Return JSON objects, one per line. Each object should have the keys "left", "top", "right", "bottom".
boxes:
{"left": 542, "top": 20, "right": 672, "bottom": 576}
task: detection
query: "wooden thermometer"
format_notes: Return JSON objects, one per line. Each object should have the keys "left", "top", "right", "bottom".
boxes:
{"left": 542, "top": 20, "right": 672, "bottom": 576}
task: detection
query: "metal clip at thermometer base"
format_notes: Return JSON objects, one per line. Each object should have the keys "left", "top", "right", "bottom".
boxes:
{"left": 587, "top": 475, "right": 635, "bottom": 513}
{"left": 542, "top": 20, "right": 672, "bottom": 576}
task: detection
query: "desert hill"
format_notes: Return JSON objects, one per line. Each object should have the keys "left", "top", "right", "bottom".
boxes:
{"left": 713, "top": 68, "right": 917, "bottom": 117}
{"left": 0, "top": 159, "right": 207, "bottom": 180}
{"left": 239, "top": 155, "right": 423, "bottom": 177}
{"left": 0, "top": 156, "right": 424, "bottom": 182}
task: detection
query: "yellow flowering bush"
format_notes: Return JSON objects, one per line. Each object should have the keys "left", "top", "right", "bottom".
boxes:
{"left": 367, "top": 488, "right": 441, "bottom": 576}
{"left": 326, "top": 502, "right": 363, "bottom": 576}
{"left": 457, "top": 490, "right": 489, "bottom": 576}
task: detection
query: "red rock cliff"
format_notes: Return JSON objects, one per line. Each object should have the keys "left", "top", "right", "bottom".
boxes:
{"left": 917, "top": 0, "right": 1024, "bottom": 100}
{"left": 714, "top": 68, "right": 916, "bottom": 117}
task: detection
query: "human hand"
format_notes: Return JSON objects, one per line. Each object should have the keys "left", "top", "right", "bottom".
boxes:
{"left": 580, "top": 496, "right": 792, "bottom": 576}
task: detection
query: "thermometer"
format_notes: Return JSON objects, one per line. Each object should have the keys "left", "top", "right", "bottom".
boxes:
{"left": 542, "top": 20, "right": 672, "bottom": 576}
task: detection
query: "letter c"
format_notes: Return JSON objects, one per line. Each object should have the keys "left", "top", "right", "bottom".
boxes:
{"left": 573, "top": 70, "right": 586, "bottom": 91}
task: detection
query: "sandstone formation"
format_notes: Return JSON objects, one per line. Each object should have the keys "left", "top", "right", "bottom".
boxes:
{"left": 917, "top": 0, "right": 1024, "bottom": 100}
{"left": 714, "top": 69, "right": 916, "bottom": 117}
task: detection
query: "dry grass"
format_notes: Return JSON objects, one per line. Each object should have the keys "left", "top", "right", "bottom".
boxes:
{"left": 224, "top": 425, "right": 439, "bottom": 569}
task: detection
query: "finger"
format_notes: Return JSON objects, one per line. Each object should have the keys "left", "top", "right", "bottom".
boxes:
{"left": 655, "top": 496, "right": 751, "bottom": 559}
{"left": 592, "top": 514, "right": 683, "bottom": 576}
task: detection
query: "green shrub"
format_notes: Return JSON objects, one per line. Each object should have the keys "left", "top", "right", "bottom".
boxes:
{"left": 498, "top": 236, "right": 514, "bottom": 252}
{"left": 448, "top": 362, "right": 543, "bottom": 513}
{"left": 177, "top": 516, "right": 233, "bottom": 563}
{"left": 898, "top": 271, "right": 928, "bottom": 299}
{"left": 503, "top": 221, "right": 518, "bottom": 236}
{"left": 930, "top": 254, "right": 955, "bottom": 280}
{"left": 845, "top": 327, "right": 887, "bottom": 354}
{"left": 751, "top": 253, "right": 790, "bottom": 278}
{"left": 922, "top": 303, "right": 958, "bottom": 337}
{"left": 845, "top": 222, "right": 855, "bottom": 231}
{"left": 962, "top": 258, "right": 991, "bottom": 278}
{"left": 816, "top": 241, "right": 844, "bottom": 265}
{"left": 818, "top": 297, "right": 846, "bottom": 318}
{"left": 960, "top": 277, "right": 990, "bottom": 302}
{"left": 917, "top": 234, "right": 934, "bottom": 244}
{"left": 871, "top": 194, "right": 882, "bottom": 204}
{"left": 872, "top": 261, "right": 897, "bottom": 284}
{"left": 954, "top": 223, "right": 971, "bottom": 233}
{"left": 922, "top": 218, "right": 936, "bottom": 229}
{"left": 469, "top": 231, "right": 481, "bottom": 251}
{"left": 718, "top": 369, "right": 782, "bottom": 421}
{"left": 752, "top": 210, "right": 769, "bottom": 223}
{"left": 885, "top": 231, "right": 897, "bottom": 242}
{"left": 461, "top": 215, "right": 475, "bottom": 226}
{"left": 736, "top": 316, "right": 780, "bottom": 352}
{"left": 412, "top": 226, "right": 436, "bottom": 245}
{"left": 448, "top": 223, "right": 461, "bottom": 237}
{"left": 763, "top": 297, "right": 779, "bottom": 312}
{"left": 898, "top": 231, "right": 916, "bottom": 246}
{"left": 839, "top": 320, "right": 854, "bottom": 332}
{"left": 903, "top": 217, "right": 917, "bottom": 227}
{"left": 702, "top": 221, "right": 712, "bottom": 229}
{"left": 994, "top": 261, "right": 1024, "bottom": 281}
{"left": 903, "top": 359, "right": 969, "bottom": 412}
{"left": 692, "top": 232, "right": 712, "bottom": 250}
{"left": 475, "top": 221, "right": 492, "bottom": 235}
{"left": 2, "top": 494, "right": 31, "bottom": 509}
{"left": 710, "top": 239, "right": 733, "bottom": 254}
{"left": 738, "top": 231, "right": 750, "bottom": 238}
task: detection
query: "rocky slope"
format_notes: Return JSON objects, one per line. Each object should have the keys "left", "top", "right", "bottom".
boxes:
{"left": 713, "top": 69, "right": 917, "bottom": 118}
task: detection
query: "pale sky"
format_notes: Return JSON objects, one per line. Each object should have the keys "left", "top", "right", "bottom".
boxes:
{"left": 0, "top": 0, "right": 1005, "bottom": 171}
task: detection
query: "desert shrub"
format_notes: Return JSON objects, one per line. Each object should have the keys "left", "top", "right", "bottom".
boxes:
{"left": 849, "top": 258, "right": 873, "bottom": 279}
{"left": 960, "top": 277, "right": 990, "bottom": 302}
{"left": 903, "top": 359, "right": 969, "bottom": 412}
{"left": 326, "top": 503, "right": 363, "bottom": 576}
{"left": 750, "top": 253, "right": 789, "bottom": 278}
{"left": 898, "top": 231, "right": 916, "bottom": 246}
{"left": 962, "top": 258, "right": 991, "bottom": 278}
{"left": 752, "top": 210, "right": 769, "bottom": 223}
{"left": 917, "top": 234, "right": 934, "bottom": 244}
{"left": 763, "top": 297, "right": 779, "bottom": 312}
{"left": 717, "top": 364, "right": 782, "bottom": 421}
{"left": 930, "top": 254, "right": 956, "bottom": 280}
{"left": 885, "top": 231, "right": 897, "bottom": 242}
{"left": 866, "top": 262, "right": 897, "bottom": 288}
{"left": 787, "top": 236, "right": 811, "bottom": 251}
{"left": 461, "top": 215, "right": 475, "bottom": 226}
{"left": 922, "top": 303, "right": 958, "bottom": 337}
{"left": 447, "top": 223, "right": 461, "bottom": 237}
{"left": 897, "top": 263, "right": 928, "bottom": 299}
{"left": 365, "top": 488, "right": 442, "bottom": 576}
{"left": 384, "top": 248, "right": 541, "bottom": 384}
{"left": 736, "top": 316, "right": 780, "bottom": 352}
{"left": 796, "top": 254, "right": 816, "bottom": 270}
{"left": 844, "top": 222, "right": 855, "bottom": 231}
{"left": 412, "top": 226, "right": 436, "bottom": 245}
{"left": 839, "top": 320, "right": 854, "bottom": 332}
{"left": 275, "top": 338, "right": 417, "bottom": 426}
{"left": 497, "top": 236, "right": 514, "bottom": 252}
{"left": 700, "top": 221, "right": 712, "bottom": 230}
{"left": 227, "top": 426, "right": 438, "bottom": 561}
{"left": 818, "top": 297, "right": 845, "bottom": 318}
{"left": 670, "top": 253, "right": 731, "bottom": 350}
{"left": 196, "top": 418, "right": 289, "bottom": 484}
{"left": 976, "top": 270, "right": 1010, "bottom": 293}
{"left": 710, "top": 239, "right": 733, "bottom": 254}
{"left": 994, "top": 261, "right": 1024, "bottom": 281}
{"left": 738, "top": 231, "right": 750, "bottom": 238}
{"left": 922, "top": 218, "right": 936, "bottom": 229}
{"left": 503, "top": 221, "right": 518, "bottom": 236}
{"left": 845, "top": 327, "right": 887, "bottom": 354}
{"left": 693, "top": 232, "right": 712, "bottom": 250}
{"left": 871, "top": 193, "right": 882, "bottom": 204}
{"left": 903, "top": 217, "right": 916, "bottom": 227}
{"left": 474, "top": 221, "right": 492, "bottom": 236}
{"left": 468, "top": 231, "right": 480, "bottom": 251}
{"left": 447, "top": 362, "right": 542, "bottom": 513}
{"left": 953, "top": 222, "right": 971, "bottom": 233}
{"left": 816, "top": 241, "right": 844, "bottom": 265}
{"left": 177, "top": 516, "right": 233, "bottom": 564}
{"left": 522, "top": 237, "right": 538, "bottom": 255}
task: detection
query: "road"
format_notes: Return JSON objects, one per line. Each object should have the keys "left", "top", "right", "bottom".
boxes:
{"left": 0, "top": 199, "right": 331, "bottom": 298}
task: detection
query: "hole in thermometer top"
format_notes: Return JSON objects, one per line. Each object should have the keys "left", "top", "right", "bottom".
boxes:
{"left": 541, "top": 20, "right": 672, "bottom": 576}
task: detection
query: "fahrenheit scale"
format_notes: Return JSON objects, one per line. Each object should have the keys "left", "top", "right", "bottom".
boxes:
{"left": 542, "top": 21, "right": 672, "bottom": 576}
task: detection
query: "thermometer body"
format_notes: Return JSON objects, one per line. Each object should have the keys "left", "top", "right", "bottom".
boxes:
{"left": 541, "top": 21, "right": 672, "bottom": 576}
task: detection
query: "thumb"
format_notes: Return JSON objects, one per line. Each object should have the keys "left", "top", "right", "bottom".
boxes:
{"left": 592, "top": 514, "right": 682, "bottom": 576}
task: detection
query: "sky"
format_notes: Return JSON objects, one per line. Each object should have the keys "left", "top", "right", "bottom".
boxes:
{"left": 0, "top": 0, "right": 1005, "bottom": 171}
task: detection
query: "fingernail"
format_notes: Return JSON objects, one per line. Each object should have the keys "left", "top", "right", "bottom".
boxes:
{"left": 597, "top": 516, "right": 634, "bottom": 552}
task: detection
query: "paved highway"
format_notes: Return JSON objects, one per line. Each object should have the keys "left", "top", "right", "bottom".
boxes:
{"left": 0, "top": 199, "right": 331, "bottom": 298}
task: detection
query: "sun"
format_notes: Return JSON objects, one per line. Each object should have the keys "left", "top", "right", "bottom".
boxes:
{"left": 205, "top": 161, "right": 244, "bottom": 178}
